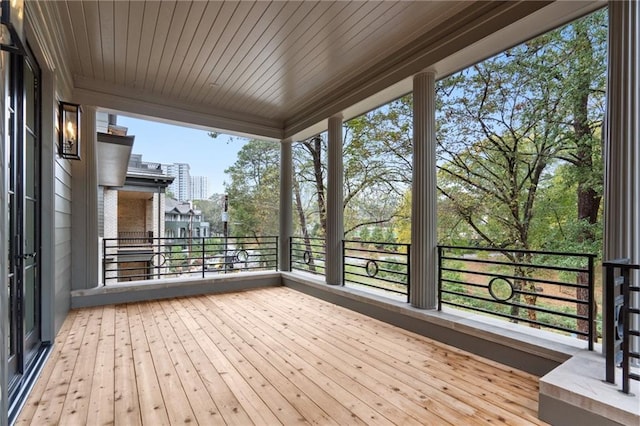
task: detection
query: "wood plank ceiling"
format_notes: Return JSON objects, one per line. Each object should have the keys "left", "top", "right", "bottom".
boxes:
{"left": 47, "top": 1, "right": 596, "bottom": 140}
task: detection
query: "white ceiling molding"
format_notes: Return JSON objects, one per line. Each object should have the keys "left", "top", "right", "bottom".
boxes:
{"left": 74, "top": 80, "right": 284, "bottom": 142}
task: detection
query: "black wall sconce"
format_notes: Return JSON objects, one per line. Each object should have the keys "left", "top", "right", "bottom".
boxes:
{"left": 58, "top": 101, "right": 82, "bottom": 160}
{"left": 0, "top": 0, "right": 26, "bottom": 54}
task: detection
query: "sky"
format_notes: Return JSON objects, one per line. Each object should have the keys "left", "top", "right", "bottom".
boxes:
{"left": 117, "top": 116, "right": 248, "bottom": 196}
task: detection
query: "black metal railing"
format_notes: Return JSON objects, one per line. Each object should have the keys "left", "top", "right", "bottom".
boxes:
{"left": 438, "top": 245, "right": 596, "bottom": 346}
{"left": 290, "top": 236, "right": 326, "bottom": 276}
{"left": 603, "top": 258, "right": 640, "bottom": 394}
{"left": 102, "top": 236, "right": 278, "bottom": 285}
{"left": 343, "top": 240, "right": 410, "bottom": 301}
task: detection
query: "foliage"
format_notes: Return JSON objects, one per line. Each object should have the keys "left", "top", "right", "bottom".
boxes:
{"left": 293, "top": 126, "right": 406, "bottom": 239}
{"left": 435, "top": 9, "right": 606, "bottom": 257}
{"left": 193, "top": 196, "right": 225, "bottom": 235}
{"left": 224, "top": 140, "right": 280, "bottom": 237}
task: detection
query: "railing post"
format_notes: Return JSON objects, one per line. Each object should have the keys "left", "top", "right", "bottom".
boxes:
{"left": 275, "top": 236, "right": 279, "bottom": 271}
{"left": 587, "top": 255, "right": 598, "bottom": 351}
{"left": 342, "top": 240, "right": 346, "bottom": 287}
{"left": 156, "top": 237, "right": 161, "bottom": 280}
{"left": 605, "top": 262, "right": 617, "bottom": 384}
{"left": 201, "top": 237, "right": 205, "bottom": 278}
{"left": 406, "top": 244, "right": 411, "bottom": 303}
{"left": 621, "top": 266, "right": 631, "bottom": 394}
{"left": 289, "top": 236, "right": 293, "bottom": 271}
{"left": 588, "top": 255, "right": 594, "bottom": 350}
{"left": 102, "top": 238, "right": 107, "bottom": 286}
{"left": 437, "top": 246, "right": 443, "bottom": 311}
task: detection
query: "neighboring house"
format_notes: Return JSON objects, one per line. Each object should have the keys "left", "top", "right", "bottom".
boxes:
{"left": 98, "top": 137, "right": 174, "bottom": 283}
{"left": 164, "top": 198, "right": 211, "bottom": 239}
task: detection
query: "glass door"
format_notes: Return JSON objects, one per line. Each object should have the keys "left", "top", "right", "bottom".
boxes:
{"left": 6, "top": 46, "right": 41, "bottom": 400}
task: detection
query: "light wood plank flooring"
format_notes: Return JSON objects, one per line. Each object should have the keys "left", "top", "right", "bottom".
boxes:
{"left": 17, "top": 287, "right": 547, "bottom": 425}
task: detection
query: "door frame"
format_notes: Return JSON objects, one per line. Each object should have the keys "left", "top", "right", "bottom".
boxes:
{"left": 5, "top": 42, "right": 45, "bottom": 420}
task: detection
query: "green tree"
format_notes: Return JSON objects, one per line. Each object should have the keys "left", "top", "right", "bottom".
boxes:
{"left": 550, "top": 11, "right": 606, "bottom": 336}
{"left": 193, "top": 195, "right": 225, "bottom": 236}
{"left": 434, "top": 10, "right": 606, "bottom": 329}
{"left": 436, "top": 36, "right": 571, "bottom": 324}
{"left": 293, "top": 101, "right": 412, "bottom": 241}
{"left": 224, "top": 140, "right": 280, "bottom": 237}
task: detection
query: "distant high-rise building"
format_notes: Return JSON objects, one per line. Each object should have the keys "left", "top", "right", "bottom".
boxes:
{"left": 191, "top": 176, "right": 209, "bottom": 200}
{"left": 122, "top": 153, "right": 207, "bottom": 202}
{"left": 161, "top": 163, "right": 191, "bottom": 201}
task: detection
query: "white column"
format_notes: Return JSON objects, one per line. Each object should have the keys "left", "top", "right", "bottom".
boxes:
{"left": 326, "top": 115, "right": 344, "bottom": 285}
{"left": 604, "top": 1, "right": 639, "bottom": 349}
{"left": 71, "top": 105, "right": 100, "bottom": 289}
{"left": 279, "top": 138, "right": 293, "bottom": 271}
{"left": 411, "top": 71, "right": 438, "bottom": 309}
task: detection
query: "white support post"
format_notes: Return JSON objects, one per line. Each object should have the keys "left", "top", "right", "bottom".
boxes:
{"left": 71, "top": 105, "right": 100, "bottom": 290}
{"left": 326, "top": 115, "right": 344, "bottom": 285}
{"left": 603, "top": 0, "right": 639, "bottom": 352}
{"left": 411, "top": 71, "right": 438, "bottom": 309}
{"left": 279, "top": 138, "right": 293, "bottom": 271}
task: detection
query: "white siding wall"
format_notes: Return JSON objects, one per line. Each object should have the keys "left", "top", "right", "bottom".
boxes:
{"left": 54, "top": 159, "right": 72, "bottom": 317}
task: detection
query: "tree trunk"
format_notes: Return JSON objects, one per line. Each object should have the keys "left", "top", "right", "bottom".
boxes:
{"left": 293, "top": 175, "right": 316, "bottom": 272}
{"left": 302, "top": 137, "right": 327, "bottom": 236}
{"left": 572, "top": 24, "right": 601, "bottom": 341}
{"left": 511, "top": 253, "right": 538, "bottom": 327}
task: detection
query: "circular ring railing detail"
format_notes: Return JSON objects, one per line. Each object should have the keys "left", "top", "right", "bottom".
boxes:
{"left": 488, "top": 276, "right": 514, "bottom": 302}
{"left": 236, "top": 249, "right": 249, "bottom": 262}
{"left": 365, "top": 260, "right": 379, "bottom": 278}
{"left": 151, "top": 253, "right": 167, "bottom": 267}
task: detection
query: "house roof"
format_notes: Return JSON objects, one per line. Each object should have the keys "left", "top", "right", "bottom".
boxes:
{"left": 41, "top": 1, "right": 602, "bottom": 141}
{"left": 165, "top": 198, "right": 201, "bottom": 216}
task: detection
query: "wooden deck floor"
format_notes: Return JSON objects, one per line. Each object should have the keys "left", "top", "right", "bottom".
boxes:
{"left": 17, "top": 287, "right": 547, "bottom": 425}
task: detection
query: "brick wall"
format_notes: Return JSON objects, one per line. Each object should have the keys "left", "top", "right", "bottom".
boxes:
{"left": 118, "top": 197, "right": 146, "bottom": 233}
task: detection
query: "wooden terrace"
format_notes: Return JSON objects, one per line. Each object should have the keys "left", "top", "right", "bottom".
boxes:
{"left": 16, "top": 287, "right": 545, "bottom": 425}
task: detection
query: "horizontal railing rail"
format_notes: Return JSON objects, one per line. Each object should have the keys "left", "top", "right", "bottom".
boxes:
{"left": 603, "top": 258, "right": 640, "bottom": 395}
{"left": 102, "top": 236, "right": 278, "bottom": 285}
{"left": 438, "top": 245, "right": 596, "bottom": 347}
{"left": 343, "top": 240, "right": 410, "bottom": 302}
{"left": 290, "top": 236, "right": 326, "bottom": 276}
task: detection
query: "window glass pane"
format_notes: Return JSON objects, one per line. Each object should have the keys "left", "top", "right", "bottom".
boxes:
{"left": 25, "top": 132, "right": 36, "bottom": 199}
{"left": 25, "top": 63, "right": 35, "bottom": 130}
{"left": 7, "top": 276, "right": 15, "bottom": 356}
{"left": 25, "top": 199, "right": 36, "bottom": 262}
{"left": 24, "top": 266, "right": 36, "bottom": 334}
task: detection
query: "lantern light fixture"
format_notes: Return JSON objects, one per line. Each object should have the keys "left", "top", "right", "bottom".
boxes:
{"left": 0, "top": 0, "right": 26, "bottom": 54}
{"left": 58, "top": 101, "right": 82, "bottom": 160}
